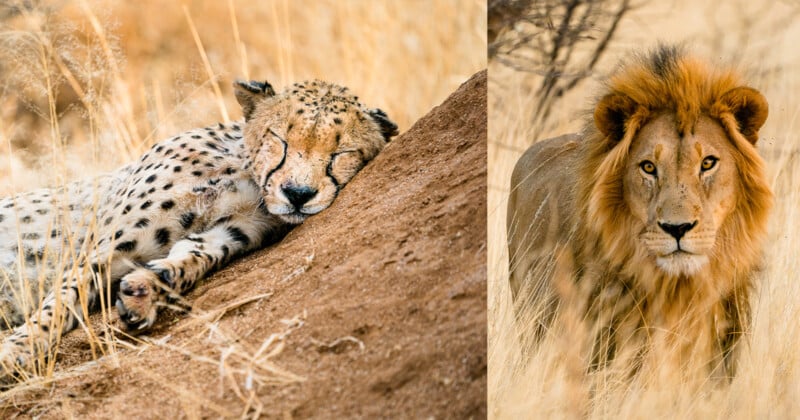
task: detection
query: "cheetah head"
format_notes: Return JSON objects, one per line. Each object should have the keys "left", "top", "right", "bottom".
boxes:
{"left": 235, "top": 79, "right": 398, "bottom": 224}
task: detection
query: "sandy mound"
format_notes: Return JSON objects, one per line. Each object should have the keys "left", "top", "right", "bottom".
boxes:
{"left": 0, "top": 70, "right": 487, "bottom": 418}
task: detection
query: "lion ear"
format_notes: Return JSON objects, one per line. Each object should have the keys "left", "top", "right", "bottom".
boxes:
{"left": 234, "top": 79, "right": 277, "bottom": 121}
{"left": 714, "top": 87, "right": 768, "bottom": 144}
{"left": 594, "top": 93, "right": 638, "bottom": 143}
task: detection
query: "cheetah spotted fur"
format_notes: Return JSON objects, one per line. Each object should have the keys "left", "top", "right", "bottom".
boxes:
{"left": 0, "top": 79, "right": 398, "bottom": 379}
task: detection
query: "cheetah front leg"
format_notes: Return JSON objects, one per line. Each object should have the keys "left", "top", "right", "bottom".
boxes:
{"left": 116, "top": 213, "right": 286, "bottom": 331}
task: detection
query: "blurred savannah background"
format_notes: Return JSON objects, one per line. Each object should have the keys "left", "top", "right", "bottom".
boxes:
{"left": 489, "top": 0, "right": 800, "bottom": 417}
{"left": 0, "top": 0, "right": 485, "bottom": 194}
{"left": 0, "top": 0, "right": 486, "bottom": 413}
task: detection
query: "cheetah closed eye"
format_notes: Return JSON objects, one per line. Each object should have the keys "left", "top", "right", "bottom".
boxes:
{"left": 0, "top": 79, "right": 398, "bottom": 380}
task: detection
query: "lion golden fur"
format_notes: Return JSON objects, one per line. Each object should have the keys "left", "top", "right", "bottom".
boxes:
{"left": 507, "top": 45, "right": 772, "bottom": 379}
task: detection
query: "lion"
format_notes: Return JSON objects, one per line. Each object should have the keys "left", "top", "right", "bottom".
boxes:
{"left": 506, "top": 45, "right": 772, "bottom": 380}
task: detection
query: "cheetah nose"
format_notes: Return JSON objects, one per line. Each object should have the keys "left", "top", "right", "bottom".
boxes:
{"left": 281, "top": 185, "right": 318, "bottom": 209}
{"left": 658, "top": 220, "right": 698, "bottom": 241}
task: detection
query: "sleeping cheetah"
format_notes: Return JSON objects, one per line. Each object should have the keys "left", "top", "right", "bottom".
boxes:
{"left": 0, "top": 79, "right": 398, "bottom": 379}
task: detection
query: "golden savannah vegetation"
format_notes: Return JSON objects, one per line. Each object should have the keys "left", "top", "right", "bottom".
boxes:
{"left": 490, "top": 0, "right": 800, "bottom": 417}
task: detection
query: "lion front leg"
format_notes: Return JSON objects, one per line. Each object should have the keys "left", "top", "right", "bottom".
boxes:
{"left": 116, "top": 213, "right": 284, "bottom": 331}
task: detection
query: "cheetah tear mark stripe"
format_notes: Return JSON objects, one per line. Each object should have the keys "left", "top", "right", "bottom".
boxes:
{"left": 260, "top": 130, "right": 287, "bottom": 190}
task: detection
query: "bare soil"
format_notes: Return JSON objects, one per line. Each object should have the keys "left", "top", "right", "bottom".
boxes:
{"left": 0, "top": 70, "right": 487, "bottom": 419}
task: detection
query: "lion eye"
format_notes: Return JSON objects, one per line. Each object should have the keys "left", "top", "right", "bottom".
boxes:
{"left": 639, "top": 160, "right": 657, "bottom": 176}
{"left": 701, "top": 156, "right": 718, "bottom": 172}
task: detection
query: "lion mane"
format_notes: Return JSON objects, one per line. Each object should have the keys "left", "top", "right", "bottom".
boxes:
{"left": 507, "top": 45, "right": 772, "bottom": 379}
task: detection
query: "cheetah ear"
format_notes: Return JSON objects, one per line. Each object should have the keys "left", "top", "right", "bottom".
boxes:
{"left": 594, "top": 92, "right": 638, "bottom": 143}
{"left": 713, "top": 87, "right": 768, "bottom": 144}
{"left": 234, "top": 79, "right": 276, "bottom": 121}
{"left": 367, "top": 108, "right": 399, "bottom": 141}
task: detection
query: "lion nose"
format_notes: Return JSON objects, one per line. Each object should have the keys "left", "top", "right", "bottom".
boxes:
{"left": 282, "top": 185, "right": 317, "bottom": 209}
{"left": 658, "top": 221, "right": 697, "bottom": 241}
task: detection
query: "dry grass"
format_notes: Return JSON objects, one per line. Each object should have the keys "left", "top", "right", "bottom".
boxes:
{"left": 489, "top": 0, "right": 800, "bottom": 417}
{"left": 0, "top": 0, "right": 486, "bottom": 193}
{"left": 0, "top": 0, "right": 486, "bottom": 407}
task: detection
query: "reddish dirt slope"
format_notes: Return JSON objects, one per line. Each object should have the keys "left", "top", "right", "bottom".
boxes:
{"left": 1, "top": 70, "right": 487, "bottom": 418}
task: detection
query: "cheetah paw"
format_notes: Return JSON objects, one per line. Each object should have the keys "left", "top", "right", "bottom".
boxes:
{"left": 117, "top": 267, "right": 165, "bottom": 331}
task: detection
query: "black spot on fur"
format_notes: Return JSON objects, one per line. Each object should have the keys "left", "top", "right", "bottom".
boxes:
{"left": 221, "top": 244, "right": 230, "bottom": 259}
{"left": 135, "top": 218, "right": 150, "bottom": 228}
{"left": 192, "top": 171, "right": 203, "bottom": 177}
{"left": 180, "top": 212, "right": 196, "bottom": 229}
{"left": 145, "top": 174, "right": 157, "bottom": 183}
{"left": 213, "top": 215, "right": 232, "bottom": 226}
{"left": 226, "top": 226, "right": 250, "bottom": 246}
{"left": 161, "top": 200, "right": 175, "bottom": 210}
{"left": 115, "top": 240, "right": 137, "bottom": 252}
{"left": 140, "top": 201, "right": 152, "bottom": 210}
{"left": 123, "top": 204, "right": 132, "bottom": 215}
{"left": 114, "top": 230, "right": 123, "bottom": 240}
{"left": 36, "top": 208, "right": 48, "bottom": 215}
{"left": 22, "top": 232, "right": 40, "bottom": 240}
{"left": 163, "top": 183, "right": 173, "bottom": 190}
{"left": 174, "top": 166, "right": 182, "bottom": 172}
{"left": 192, "top": 135, "right": 201, "bottom": 139}
{"left": 21, "top": 216, "right": 32, "bottom": 223}
{"left": 155, "top": 228, "right": 171, "bottom": 247}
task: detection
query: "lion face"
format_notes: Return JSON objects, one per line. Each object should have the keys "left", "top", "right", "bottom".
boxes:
{"left": 624, "top": 114, "right": 738, "bottom": 276}
{"left": 234, "top": 80, "right": 398, "bottom": 225}
{"left": 592, "top": 81, "right": 770, "bottom": 280}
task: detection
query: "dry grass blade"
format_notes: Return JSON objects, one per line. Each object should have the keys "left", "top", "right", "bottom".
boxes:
{"left": 183, "top": 5, "right": 230, "bottom": 123}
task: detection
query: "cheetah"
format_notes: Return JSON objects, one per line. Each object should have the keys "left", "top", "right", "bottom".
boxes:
{"left": 0, "top": 79, "right": 398, "bottom": 379}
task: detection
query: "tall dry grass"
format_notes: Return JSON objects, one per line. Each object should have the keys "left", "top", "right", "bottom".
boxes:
{"left": 489, "top": 1, "right": 800, "bottom": 417}
{"left": 0, "top": 0, "right": 486, "bottom": 194}
{"left": 0, "top": 0, "right": 486, "bottom": 396}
